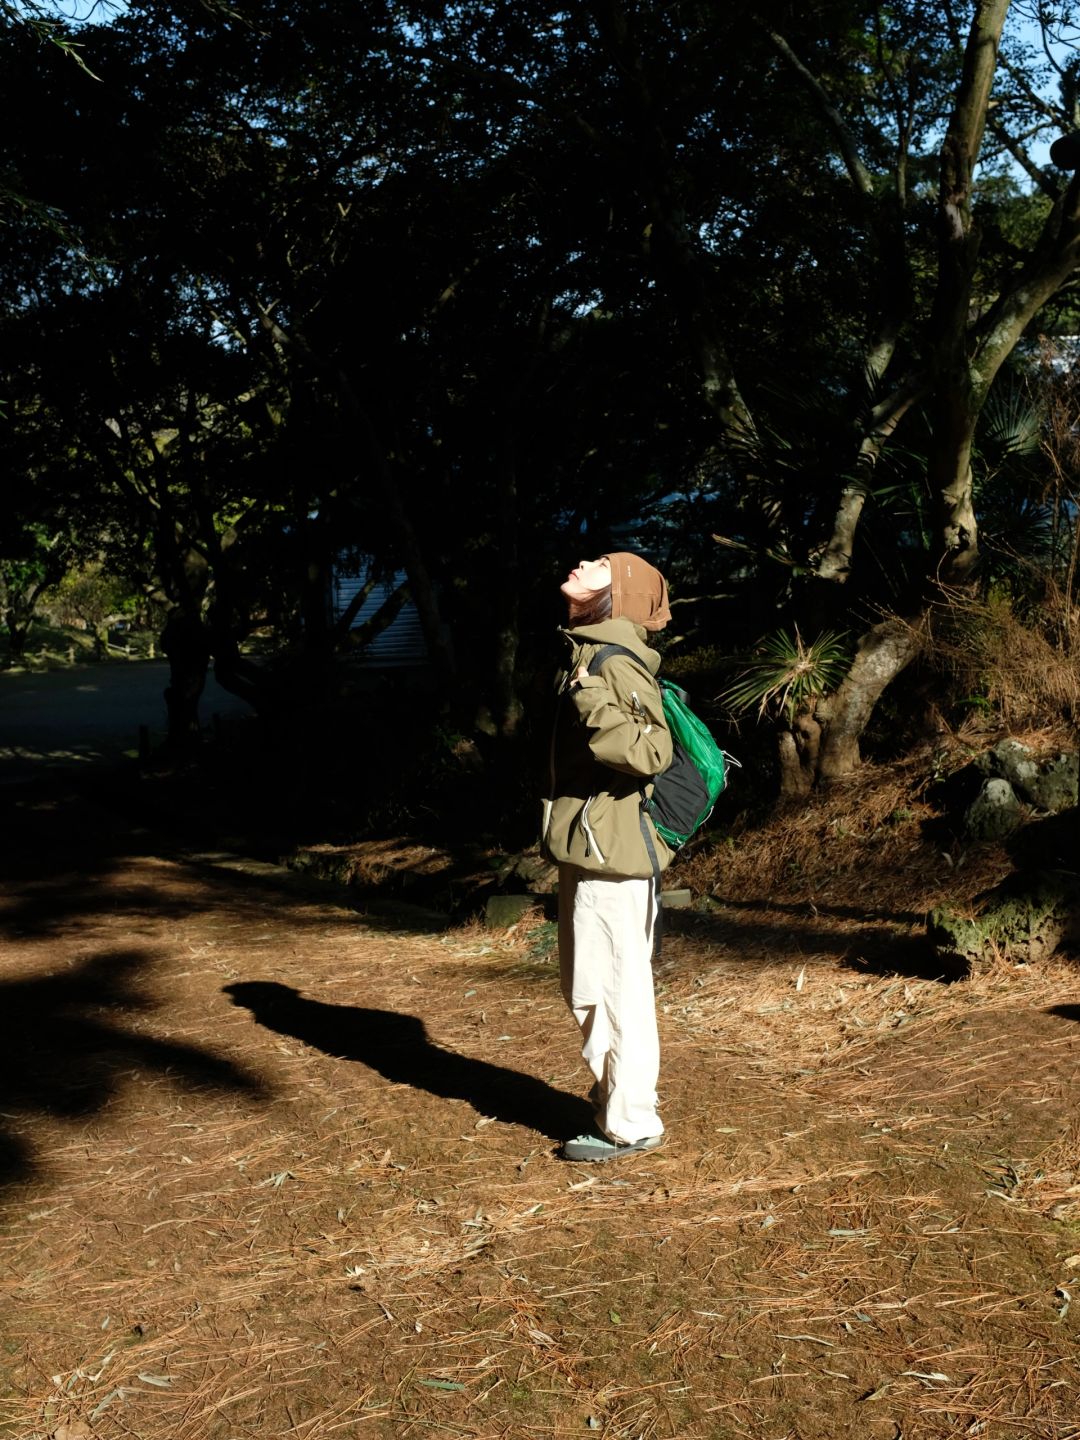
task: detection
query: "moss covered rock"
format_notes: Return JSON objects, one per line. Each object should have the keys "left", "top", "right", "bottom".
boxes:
{"left": 980, "top": 740, "right": 1078, "bottom": 813}
{"left": 928, "top": 868, "right": 1080, "bottom": 970}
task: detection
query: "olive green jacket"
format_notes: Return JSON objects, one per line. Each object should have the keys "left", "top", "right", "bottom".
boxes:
{"left": 541, "top": 618, "right": 674, "bottom": 878}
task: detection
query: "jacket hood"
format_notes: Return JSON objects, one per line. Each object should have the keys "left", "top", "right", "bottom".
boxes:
{"left": 560, "top": 616, "right": 662, "bottom": 676}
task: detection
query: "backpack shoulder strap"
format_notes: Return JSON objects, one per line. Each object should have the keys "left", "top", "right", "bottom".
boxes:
{"left": 586, "top": 642, "right": 654, "bottom": 679}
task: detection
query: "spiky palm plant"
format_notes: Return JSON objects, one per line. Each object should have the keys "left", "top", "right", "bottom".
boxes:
{"left": 722, "top": 627, "right": 851, "bottom": 725}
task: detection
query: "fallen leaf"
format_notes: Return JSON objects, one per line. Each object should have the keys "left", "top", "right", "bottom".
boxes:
{"left": 257, "top": 1170, "right": 295, "bottom": 1188}
{"left": 860, "top": 1381, "right": 891, "bottom": 1402}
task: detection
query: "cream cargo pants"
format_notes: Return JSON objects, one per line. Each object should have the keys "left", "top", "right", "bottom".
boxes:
{"left": 557, "top": 864, "right": 663, "bottom": 1144}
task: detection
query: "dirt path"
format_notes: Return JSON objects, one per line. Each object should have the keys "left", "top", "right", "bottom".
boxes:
{"left": 3, "top": 779, "right": 1080, "bottom": 1439}
{"left": 0, "top": 662, "right": 253, "bottom": 781}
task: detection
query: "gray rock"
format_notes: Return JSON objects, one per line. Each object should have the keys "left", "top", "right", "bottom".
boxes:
{"left": 985, "top": 738, "right": 1040, "bottom": 794}
{"left": 961, "top": 777, "right": 1024, "bottom": 840}
{"left": 660, "top": 888, "right": 693, "bottom": 908}
{"left": 496, "top": 847, "right": 559, "bottom": 893}
{"left": 972, "top": 740, "right": 1079, "bottom": 813}
{"left": 1022, "top": 752, "right": 1079, "bottom": 813}
{"left": 485, "top": 893, "right": 543, "bottom": 928}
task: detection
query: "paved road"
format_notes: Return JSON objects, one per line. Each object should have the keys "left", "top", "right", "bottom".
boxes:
{"left": 0, "top": 660, "right": 254, "bottom": 778}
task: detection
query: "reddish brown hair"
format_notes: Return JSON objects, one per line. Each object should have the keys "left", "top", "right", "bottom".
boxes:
{"left": 567, "top": 586, "right": 613, "bottom": 628}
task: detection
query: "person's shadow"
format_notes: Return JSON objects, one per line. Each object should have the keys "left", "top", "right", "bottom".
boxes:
{"left": 223, "top": 982, "right": 594, "bottom": 1143}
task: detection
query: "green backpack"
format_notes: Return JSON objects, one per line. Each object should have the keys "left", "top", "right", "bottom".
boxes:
{"left": 587, "top": 644, "right": 736, "bottom": 850}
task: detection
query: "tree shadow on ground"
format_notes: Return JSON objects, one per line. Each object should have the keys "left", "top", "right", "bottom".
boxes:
{"left": 841, "top": 945, "right": 968, "bottom": 983}
{"left": 663, "top": 909, "right": 962, "bottom": 981}
{"left": 0, "top": 770, "right": 449, "bottom": 948}
{"left": 2, "top": 876, "right": 213, "bottom": 938}
{"left": 0, "top": 950, "right": 267, "bottom": 1190}
{"left": 224, "top": 981, "right": 595, "bottom": 1143}
{"left": 715, "top": 896, "right": 924, "bottom": 925}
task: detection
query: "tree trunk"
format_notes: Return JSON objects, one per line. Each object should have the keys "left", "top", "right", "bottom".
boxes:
{"left": 161, "top": 608, "right": 211, "bottom": 754}
{"left": 2, "top": 577, "right": 49, "bottom": 664}
{"left": 252, "top": 305, "right": 457, "bottom": 688}
{"left": 777, "top": 715, "right": 821, "bottom": 799}
{"left": 492, "top": 415, "right": 524, "bottom": 738}
{"left": 816, "top": 617, "right": 920, "bottom": 782}
{"left": 3, "top": 608, "right": 31, "bottom": 663}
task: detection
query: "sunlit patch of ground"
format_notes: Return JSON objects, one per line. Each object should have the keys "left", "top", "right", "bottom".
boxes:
{"left": 3, "top": 776, "right": 1080, "bottom": 1440}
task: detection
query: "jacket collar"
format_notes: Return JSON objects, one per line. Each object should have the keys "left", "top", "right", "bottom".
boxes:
{"left": 560, "top": 617, "right": 661, "bottom": 675}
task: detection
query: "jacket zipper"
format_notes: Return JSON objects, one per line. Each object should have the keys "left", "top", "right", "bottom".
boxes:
{"left": 580, "top": 797, "right": 606, "bottom": 865}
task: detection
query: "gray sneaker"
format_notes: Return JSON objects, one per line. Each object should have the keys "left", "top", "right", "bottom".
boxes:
{"left": 561, "top": 1131, "right": 664, "bottom": 1163}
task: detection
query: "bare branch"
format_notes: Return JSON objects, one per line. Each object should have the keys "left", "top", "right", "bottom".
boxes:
{"left": 986, "top": 116, "right": 1061, "bottom": 198}
{"left": 766, "top": 30, "right": 875, "bottom": 197}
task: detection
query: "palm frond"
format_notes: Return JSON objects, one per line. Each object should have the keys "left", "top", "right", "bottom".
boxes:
{"left": 721, "top": 627, "right": 851, "bottom": 725}
{"left": 978, "top": 386, "right": 1043, "bottom": 462}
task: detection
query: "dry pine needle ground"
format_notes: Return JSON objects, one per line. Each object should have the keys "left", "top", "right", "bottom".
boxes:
{"left": 2, "top": 769, "right": 1080, "bottom": 1440}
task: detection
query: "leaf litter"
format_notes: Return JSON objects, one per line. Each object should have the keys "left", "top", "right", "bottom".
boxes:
{"left": 3, "top": 768, "right": 1080, "bottom": 1437}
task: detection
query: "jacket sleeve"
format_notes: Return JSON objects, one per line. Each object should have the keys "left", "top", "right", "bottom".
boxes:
{"left": 569, "top": 654, "right": 672, "bottom": 778}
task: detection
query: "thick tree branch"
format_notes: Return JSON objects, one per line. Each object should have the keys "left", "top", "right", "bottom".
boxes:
{"left": 766, "top": 30, "right": 876, "bottom": 197}
{"left": 767, "top": 23, "right": 920, "bottom": 587}
{"left": 340, "top": 578, "right": 410, "bottom": 653}
{"left": 817, "top": 373, "right": 929, "bottom": 582}
{"left": 927, "top": 0, "right": 1011, "bottom": 585}
{"left": 973, "top": 170, "right": 1080, "bottom": 393}
{"left": 935, "top": 0, "right": 1010, "bottom": 344}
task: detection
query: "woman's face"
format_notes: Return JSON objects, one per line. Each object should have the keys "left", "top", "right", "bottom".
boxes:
{"left": 560, "top": 556, "right": 611, "bottom": 603}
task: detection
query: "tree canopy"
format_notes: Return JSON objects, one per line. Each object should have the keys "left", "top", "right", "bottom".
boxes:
{"left": 2, "top": 0, "right": 1078, "bottom": 776}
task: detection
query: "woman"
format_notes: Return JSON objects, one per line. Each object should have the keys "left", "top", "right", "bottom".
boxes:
{"left": 542, "top": 551, "right": 674, "bottom": 1161}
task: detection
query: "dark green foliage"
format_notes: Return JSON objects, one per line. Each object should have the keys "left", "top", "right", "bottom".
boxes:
{"left": 1, "top": 0, "right": 1076, "bottom": 785}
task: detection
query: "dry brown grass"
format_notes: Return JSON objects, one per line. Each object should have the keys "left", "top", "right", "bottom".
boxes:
{"left": 924, "top": 586, "right": 1080, "bottom": 731}
{"left": 680, "top": 748, "right": 1006, "bottom": 920}
{"left": 4, "top": 783, "right": 1080, "bottom": 1440}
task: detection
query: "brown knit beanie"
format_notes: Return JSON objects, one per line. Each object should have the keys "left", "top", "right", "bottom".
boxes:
{"left": 603, "top": 552, "right": 671, "bottom": 632}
